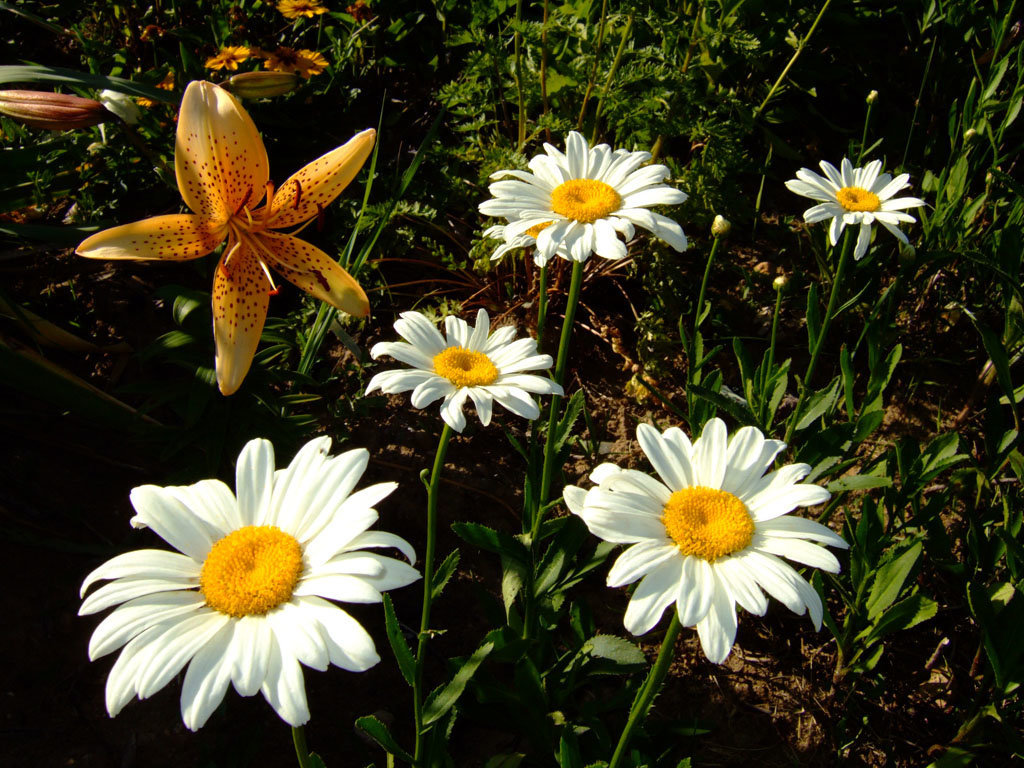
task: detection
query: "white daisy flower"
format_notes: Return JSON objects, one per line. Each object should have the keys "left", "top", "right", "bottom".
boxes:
{"left": 479, "top": 131, "right": 687, "bottom": 264}
{"left": 564, "top": 418, "right": 848, "bottom": 664}
{"left": 80, "top": 436, "right": 419, "bottom": 730}
{"left": 785, "top": 157, "right": 926, "bottom": 260}
{"left": 365, "top": 308, "right": 563, "bottom": 433}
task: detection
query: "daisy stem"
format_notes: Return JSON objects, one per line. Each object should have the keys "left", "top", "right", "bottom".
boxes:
{"left": 413, "top": 422, "right": 453, "bottom": 765}
{"left": 536, "top": 263, "right": 549, "bottom": 345}
{"left": 692, "top": 233, "right": 722, "bottom": 357}
{"left": 608, "top": 614, "right": 682, "bottom": 768}
{"left": 525, "top": 259, "right": 584, "bottom": 636}
{"left": 753, "top": 0, "right": 832, "bottom": 119}
{"left": 760, "top": 280, "right": 785, "bottom": 425}
{"left": 783, "top": 228, "right": 855, "bottom": 444}
{"left": 513, "top": 0, "right": 526, "bottom": 150}
{"left": 291, "top": 725, "right": 312, "bottom": 768}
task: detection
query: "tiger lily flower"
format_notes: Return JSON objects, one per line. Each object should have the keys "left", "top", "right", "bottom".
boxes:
{"left": 76, "top": 80, "right": 374, "bottom": 395}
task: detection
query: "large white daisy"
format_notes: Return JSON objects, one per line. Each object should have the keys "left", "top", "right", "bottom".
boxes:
{"left": 366, "top": 308, "right": 562, "bottom": 432}
{"left": 785, "top": 157, "right": 926, "bottom": 260}
{"left": 479, "top": 131, "right": 687, "bottom": 264}
{"left": 80, "top": 436, "right": 419, "bottom": 730}
{"left": 564, "top": 418, "right": 848, "bottom": 663}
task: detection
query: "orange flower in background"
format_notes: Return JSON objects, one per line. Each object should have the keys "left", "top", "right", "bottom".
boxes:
{"left": 77, "top": 81, "right": 375, "bottom": 395}
{"left": 277, "top": 0, "right": 329, "bottom": 18}
{"left": 205, "top": 45, "right": 250, "bottom": 71}
{"left": 345, "top": 1, "right": 372, "bottom": 22}
{"left": 262, "top": 46, "right": 329, "bottom": 78}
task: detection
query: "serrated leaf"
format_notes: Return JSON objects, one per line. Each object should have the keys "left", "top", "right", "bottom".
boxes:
{"left": 584, "top": 635, "right": 646, "bottom": 666}
{"left": 431, "top": 549, "right": 460, "bottom": 600}
{"left": 422, "top": 632, "right": 498, "bottom": 725}
{"left": 795, "top": 377, "right": 841, "bottom": 430}
{"left": 354, "top": 716, "right": 413, "bottom": 763}
{"left": 827, "top": 474, "right": 892, "bottom": 492}
{"left": 452, "top": 522, "right": 528, "bottom": 563}
{"left": 865, "top": 592, "right": 938, "bottom": 644}
{"left": 382, "top": 594, "right": 415, "bottom": 687}
{"left": 865, "top": 542, "right": 922, "bottom": 620}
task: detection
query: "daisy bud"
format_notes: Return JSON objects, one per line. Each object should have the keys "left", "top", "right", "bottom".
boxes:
{"left": 711, "top": 214, "right": 731, "bottom": 238}
{"left": 225, "top": 71, "right": 300, "bottom": 99}
{"left": 866, "top": 90, "right": 879, "bottom": 104}
{"left": 98, "top": 89, "right": 141, "bottom": 125}
{"left": 0, "top": 89, "right": 110, "bottom": 130}
{"left": 773, "top": 275, "right": 788, "bottom": 290}
{"left": 963, "top": 127, "right": 977, "bottom": 142}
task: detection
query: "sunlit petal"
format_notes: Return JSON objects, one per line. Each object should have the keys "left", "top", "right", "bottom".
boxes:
{"left": 212, "top": 236, "right": 271, "bottom": 395}
{"left": 76, "top": 215, "right": 226, "bottom": 261}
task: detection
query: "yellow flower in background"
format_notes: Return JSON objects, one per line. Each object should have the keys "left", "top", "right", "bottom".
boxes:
{"left": 77, "top": 81, "right": 375, "bottom": 395}
{"left": 262, "top": 46, "right": 329, "bottom": 78}
{"left": 205, "top": 45, "right": 251, "bottom": 71}
{"left": 277, "top": 0, "right": 329, "bottom": 18}
{"left": 137, "top": 71, "right": 175, "bottom": 108}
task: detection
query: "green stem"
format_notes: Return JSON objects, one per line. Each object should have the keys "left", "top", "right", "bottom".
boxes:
{"left": 783, "top": 229, "right": 855, "bottom": 444}
{"left": 857, "top": 99, "right": 875, "bottom": 165}
{"left": 413, "top": 423, "right": 454, "bottom": 765}
{"left": 760, "top": 282, "right": 784, "bottom": 425}
{"left": 292, "top": 726, "right": 312, "bottom": 768}
{"left": 536, "top": 262, "right": 549, "bottom": 346}
{"left": 524, "top": 260, "right": 584, "bottom": 638}
{"left": 753, "top": 0, "right": 832, "bottom": 119}
{"left": 513, "top": 0, "right": 526, "bottom": 150}
{"left": 680, "top": 0, "right": 704, "bottom": 75}
{"left": 576, "top": 0, "right": 610, "bottom": 130}
{"left": 608, "top": 614, "right": 682, "bottom": 768}
{"left": 687, "top": 234, "right": 721, "bottom": 393}
{"left": 591, "top": 12, "right": 634, "bottom": 144}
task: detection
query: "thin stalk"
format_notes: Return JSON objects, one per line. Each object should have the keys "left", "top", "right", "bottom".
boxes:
{"left": 514, "top": 0, "right": 526, "bottom": 150}
{"left": 540, "top": 0, "right": 551, "bottom": 144}
{"left": 608, "top": 614, "right": 682, "bottom": 768}
{"left": 524, "top": 260, "right": 584, "bottom": 639}
{"left": 536, "top": 262, "right": 549, "bottom": 345}
{"left": 901, "top": 33, "right": 937, "bottom": 168}
{"left": 760, "top": 281, "right": 784, "bottom": 425}
{"left": 292, "top": 726, "right": 312, "bottom": 768}
{"left": 692, "top": 235, "right": 721, "bottom": 350}
{"left": 680, "top": 0, "right": 704, "bottom": 75}
{"left": 751, "top": 142, "right": 773, "bottom": 239}
{"left": 783, "top": 228, "right": 855, "bottom": 444}
{"left": 753, "top": 0, "right": 832, "bottom": 119}
{"left": 591, "top": 12, "right": 634, "bottom": 144}
{"left": 857, "top": 97, "right": 875, "bottom": 165}
{"left": 413, "top": 423, "right": 454, "bottom": 765}
{"left": 576, "top": 0, "right": 610, "bottom": 130}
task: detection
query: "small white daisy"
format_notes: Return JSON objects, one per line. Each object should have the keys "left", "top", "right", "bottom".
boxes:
{"left": 80, "top": 436, "right": 419, "bottom": 730}
{"left": 481, "top": 222, "right": 570, "bottom": 267}
{"left": 565, "top": 418, "right": 848, "bottom": 664}
{"left": 366, "top": 308, "right": 563, "bottom": 432}
{"left": 479, "top": 131, "right": 687, "bottom": 264}
{"left": 785, "top": 157, "right": 926, "bottom": 260}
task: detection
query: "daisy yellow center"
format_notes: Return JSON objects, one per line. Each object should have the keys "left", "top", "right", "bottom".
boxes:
{"left": 433, "top": 346, "right": 499, "bottom": 387}
{"left": 836, "top": 186, "right": 880, "bottom": 212}
{"left": 661, "top": 487, "right": 755, "bottom": 561}
{"left": 200, "top": 526, "right": 303, "bottom": 617}
{"left": 550, "top": 179, "right": 622, "bottom": 223}
{"left": 526, "top": 221, "right": 553, "bottom": 239}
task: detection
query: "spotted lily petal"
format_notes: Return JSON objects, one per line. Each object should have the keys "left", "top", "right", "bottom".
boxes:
{"left": 175, "top": 81, "right": 269, "bottom": 224}
{"left": 76, "top": 214, "right": 226, "bottom": 261}
{"left": 255, "top": 231, "right": 369, "bottom": 318}
{"left": 265, "top": 128, "right": 376, "bottom": 230}
{"left": 213, "top": 236, "right": 272, "bottom": 395}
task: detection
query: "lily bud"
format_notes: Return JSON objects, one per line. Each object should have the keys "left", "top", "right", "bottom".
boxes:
{"left": 711, "top": 214, "right": 731, "bottom": 238}
{"left": 224, "top": 71, "right": 300, "bottom": 99}
{"left": 866, "top": 90, "right": 878, "bottom": 104}
{"left": 0, "top": 90, "right": 110, "bottom": 130}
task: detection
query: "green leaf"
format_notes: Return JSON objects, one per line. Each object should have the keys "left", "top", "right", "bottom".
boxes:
{"left": 354, "top": 715, "right": 413, "bottom": 763}
{"left": 555, "top": 389, "right": 586, "bottom": 453}
{"left": 865, "top": 592, "right": 938, "bottom": 644}
{"left": 827, "top": 474, "right": 892, "bottom": 492}
{"left": 451, "top": 522, "right": 528, "bottom": 563}
{"left": 559, "top": 733, "right": 583, "bottom": 768}
{"left": 308, "top": 754, "right": 327, "bottom": 768}
{"left": 501, "top": 554, "right": 527, "bottom": 620}
{"left": 382, "top": 594, "right": 415, "bottom": 687}
{"left": 687, "top": 382, "right": 758, "bottom": 426}
{"left": 865, "top": 542, "right": 922, "bottom": 621}
{"left": 839, "top": 345, "right": 855, "bottom": 418}
{"left": 0, "top": 64, "right": 175, "bottom": 102}
{"left": 422, "top": 632, "right": 498, "bottom": 725}
{"left": 806, "top": 283, "right": 821, "bottom": 353}
{"left": 795, "top": 377, "right": 841, "bottom": 430}
{"left": 484, "top": 755, "right": 525, "bottom": 768}
{"left": 583, "top": 635, "right": 646, "bottom": 666}
{"left": 431, "top": 549, "right": 460, "bottom": 600}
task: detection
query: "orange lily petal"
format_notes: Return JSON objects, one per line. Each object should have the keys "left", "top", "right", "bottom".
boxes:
{"left": 76, "top": 214, "right": 226, "bottom": 261}
{"left": 255, "top": 231, "right": 369, "bottom": 317}
{"left": 212, "top": 236, "right": 272, "bottom": 395}
{"left": 175, "top": 81, "right": 269, "bottom": 224}
{"left": 263, "top": 128, "right": 375, "bottom": 229}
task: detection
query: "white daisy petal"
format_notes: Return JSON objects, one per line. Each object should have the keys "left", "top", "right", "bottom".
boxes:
{"left": 623, "top": 558, "right": 683, "bottom": 635}
{"left": 637, "top": 423, "right": 688, "bottom": 491}
{"left": 676, "top": 556, "right": 714, "bottom": 626}
{"left": 758, "top": 516, "right": 848, "bottom": 548}
{"left": 606, "top": 540, "right": 679, "bottom": 588}
{"left": 754, "top": 535, "right": 842, "bottom": 573}
{"left": 854, "top": 223, "right": 872, "bottom": 259}
{"left": 230, "top": 616, "right": 271, "bottom": 696}
{"left": 692, "top": 418, "right": 728, "bottom": 489}
{"left": 234, "top": 438, "right": 275, "bottom": 527}
{"left": 695, "top": 579, "right": 737, "bottom": 664}
{"left": 88, "top": 591, "right": 205, "bottom": 659}
{"left": 128, "top": 485, "right": 217, "bottom": 562}
{"left": 180, "top": 622, "right": 235, "bottom": 731}
{"left": 874, "top": 173, "right": 910, "bottom": 199}
{"left": 136, "top": 612, "right": 229, "bottom": 699}
{"left": 714, "top": 557, "right": 767, "bottom": 616}
{"left": 268, "top": 602, "right": 330, "bottom": 671}
{"left": 299, "top": 596, "right": 381, "bottom": 672}
{"left": 260, "top": 633, "right": 310, "bottom": 727}
{"left": 81, "top": 550, "right": 199, "bottom": 599}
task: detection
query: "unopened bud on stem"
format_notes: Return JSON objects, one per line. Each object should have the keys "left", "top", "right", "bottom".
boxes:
{"left": 866, "top": 90, "right": 879, "bottom": 104}
{"left": 711, "top": 215, "right": 731, "bottom": 238}
{"left": 224, "top": 71, "right": 300, "bottom": 99}
{"left": 0, "top": 90, "right": 110, "bottom": 130}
